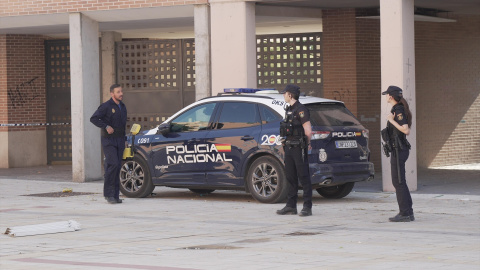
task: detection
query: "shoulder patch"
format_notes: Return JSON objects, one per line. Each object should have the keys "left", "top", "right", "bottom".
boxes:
{"left": 299, "top": 111, "right": 305, "bottom": 118}
{"left": 397, "top": 113, "right": 403, "bottom": 121}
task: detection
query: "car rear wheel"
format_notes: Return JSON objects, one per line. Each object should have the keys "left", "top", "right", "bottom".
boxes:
{"left": 120, "top": 156, "right": 154, "bottom": 198}
{"left": 189, "top": 189, "right": 215, "bottom": 194}
{"left": 247, "top": 156, "right": 288, "bottom": 204}
{"left": 316, "top": 182, "right": 355, "bottom": 199}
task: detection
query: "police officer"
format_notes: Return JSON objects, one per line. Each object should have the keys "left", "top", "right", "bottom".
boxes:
{"left": 276, "top": 84, "right": 313, "bottom": 217}
{"left": 382, "top": 85, "right": 414, "bottom": 222}
{"left": 90, "top": 84, "right": 127, "bottom": 204}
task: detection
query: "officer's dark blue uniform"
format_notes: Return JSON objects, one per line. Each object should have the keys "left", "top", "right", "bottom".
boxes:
{"left": 388, "top": 103, "right": 413, "bottom": 217}
{"left": 90, "top": 98, "right": 127, "bottom": 202}
{"left": 382, "top": 85, "right": 414, "bottom": 222}
{"left": 277, "top": 84, "right": 313, "bottom": 216}
{"left": 284, "top": 101, "right": 312, "bottom": 211}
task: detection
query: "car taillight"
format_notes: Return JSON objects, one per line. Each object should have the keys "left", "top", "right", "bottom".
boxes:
{"left": 362, "top": 129, "right": 369, "bottom": 138}
{"left": 311, "top": 131, "right": 330, "bottom": 140}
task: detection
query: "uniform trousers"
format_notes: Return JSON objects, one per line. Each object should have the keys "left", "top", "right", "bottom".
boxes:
{"left": 284, "top": 145, "right": 312, "bottom": 209}
{"left": 391, "top": 147, "right": 413, "bottom": 216}
{"left": 102, "top": 136, "right": 125, "bottom": 199}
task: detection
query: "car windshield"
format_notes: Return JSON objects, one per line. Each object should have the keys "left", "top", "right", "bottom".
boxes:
{"left": 306, "top": 103, "right": 361, "bottom": 126}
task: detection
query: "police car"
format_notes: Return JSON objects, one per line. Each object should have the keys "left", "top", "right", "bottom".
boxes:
{"left": 120, "top": 88, "right": 374, "bottom": 203}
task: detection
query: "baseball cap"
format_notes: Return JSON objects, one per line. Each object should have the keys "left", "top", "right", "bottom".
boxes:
{"left": 382, "top": 85, "right": 403, "bottom": 96}
{"left": 279, "top": 84, "right": 300, "bottom": 96}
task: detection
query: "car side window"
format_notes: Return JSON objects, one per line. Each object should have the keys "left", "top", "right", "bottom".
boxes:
{"left": 259, "top": 104, "right": 282, "bottom": 124}
{"left": 216, "top": 102, "right": 260, "bottom": 129}
{"left": 170, "top": 103, "right": 216, "bottom": 133}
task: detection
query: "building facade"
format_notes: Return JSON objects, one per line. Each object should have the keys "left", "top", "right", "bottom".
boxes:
{"left": 1, "top": 0, "right": 479, "bottom": 191}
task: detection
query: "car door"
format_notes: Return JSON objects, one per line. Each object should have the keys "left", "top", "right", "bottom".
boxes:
{"left": 150, "top": 102, "right": 218, "bottom": 185}
{"left": 204, "top": 101, "right": 262, "bottom": 186}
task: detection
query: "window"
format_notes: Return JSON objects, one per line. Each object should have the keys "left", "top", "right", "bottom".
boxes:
{"left": 306, "top": 103, "right": 361, "bottom": 126}
{"left": 216, "top": 102, "right": 260, "bottom": 129}
{"left": 259, "top": 104, "right": 282, "bottom": 124}
{"left": 170, "top": 103, "right": 216, "bottom": 132}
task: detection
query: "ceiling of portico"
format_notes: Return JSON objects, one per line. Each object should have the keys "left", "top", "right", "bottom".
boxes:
{"left": 0, "top": 0, "right": 478, "bottom": 39}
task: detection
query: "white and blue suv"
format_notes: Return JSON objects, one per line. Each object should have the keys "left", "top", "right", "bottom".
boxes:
{"left": 120, "top": 89, "right": 374, "bottom": 203}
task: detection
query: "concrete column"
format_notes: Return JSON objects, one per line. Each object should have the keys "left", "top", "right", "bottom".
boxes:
{"left": 194, "top": 4, "right": 211, "bottom": 100}
{"left": 380, "top": 0, "right": 417, "bottom": 191}
{"left": 69, "top": 13, "right": 102, "bottom": 182}
{"left": 210, "top": 0, "right": 256, "bottom": 95}
{"left": 101, "top": 31, "right": 122, "bottom": 102}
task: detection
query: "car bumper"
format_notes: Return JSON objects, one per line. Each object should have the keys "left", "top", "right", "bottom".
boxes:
{"left": 309, "top": 162, "right": 374, "bottom": 186}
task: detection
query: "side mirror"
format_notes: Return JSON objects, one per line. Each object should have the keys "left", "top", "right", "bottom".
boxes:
{"left": 157, "top": 123, "right": 170, "bottom": 135}
{"left": 130, "top": 124, "right": 141, "bottom": 135}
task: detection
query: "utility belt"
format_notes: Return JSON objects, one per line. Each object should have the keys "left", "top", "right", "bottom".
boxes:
{"left": 102, "top": 127, "right": 125, "bottom": 138}
{"left": 285, "top": 136, "right": 308, "bottom": 148}
{"left": 390, "top": 138, "right": 411, "bottom": 151}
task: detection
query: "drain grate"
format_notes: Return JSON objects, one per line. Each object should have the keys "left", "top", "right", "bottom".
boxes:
{"left": 286, "top": 231, "right": 320, "bottom": 236}
{"left": 23, "top": 192, "right": 97, "bottom": 197}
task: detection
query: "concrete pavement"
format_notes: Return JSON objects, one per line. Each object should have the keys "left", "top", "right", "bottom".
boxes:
{"left": 0, "top": 168, "right": 479, "bottom": 269}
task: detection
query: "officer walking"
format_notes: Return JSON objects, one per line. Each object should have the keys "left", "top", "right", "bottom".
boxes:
{"left": 382, "top": 85, "right": 414, "bottom": 222}
{"left": 276, "top": 84, "right": 313, "bottom": 217}
{"left": 90, "top": 84, "right": 127, "bottom": 204}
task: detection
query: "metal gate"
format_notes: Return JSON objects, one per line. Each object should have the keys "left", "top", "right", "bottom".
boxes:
{"left": 117, "top": 33, "right": 323, "bottom": 129}
{"left": 116, "top": 39, "right": 196, "bottom": 130}
{"left": 257, "top": 33, "right": 323, "bottom": 96}
{"left": 45, "top": 40, "right": 72, "bottom": 164}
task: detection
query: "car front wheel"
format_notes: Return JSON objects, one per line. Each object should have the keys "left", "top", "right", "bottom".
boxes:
{"left": 120, "top": 156, "right": 154, "bottom": 198}
{"left": 246, "top": 156, "right": 288, "bottom": 204}
{"left": 316, "top": 182, "right": 355, "bottom": 199}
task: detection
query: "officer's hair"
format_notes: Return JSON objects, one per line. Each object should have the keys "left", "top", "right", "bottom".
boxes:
{"left": 110, "top": 84, "right": 121, "bottom": 93}
{"left": 288, "top": 91, "right": 299, "bottom": 101}
{"left": 393, "top": 95, "right": 413, "bottom": 128}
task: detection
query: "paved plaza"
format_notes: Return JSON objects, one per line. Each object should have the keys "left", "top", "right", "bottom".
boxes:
{"left": 0, "top": 167, "right": 479, "bottom": 269}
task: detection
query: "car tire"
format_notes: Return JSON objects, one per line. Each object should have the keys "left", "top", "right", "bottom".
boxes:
{"left": 316, "top": 182, "right": 355, "bottom": 199}
{"left": 120, "top": 155, "right": 154, "bottom": 198}
{"left": 189, "top": 189, "right": 215, "bottom": 194}
{"left": 246, "top": 156, "right": 288, "bottom": 204}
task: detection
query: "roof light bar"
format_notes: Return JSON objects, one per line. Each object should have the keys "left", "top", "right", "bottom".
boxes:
{"left": 224, "top": 88, "right": 276, "bottom": 93}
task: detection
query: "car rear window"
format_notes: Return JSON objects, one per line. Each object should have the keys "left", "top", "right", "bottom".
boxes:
{"left": 306, "top": 103, "right": 361, "bottom": 126}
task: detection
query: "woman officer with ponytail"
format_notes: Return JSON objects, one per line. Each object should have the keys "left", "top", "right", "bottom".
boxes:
{"left": 382, "top": 86, "right": 414, "bottom": 222}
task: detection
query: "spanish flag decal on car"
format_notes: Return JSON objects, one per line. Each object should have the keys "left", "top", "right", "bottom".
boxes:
{"left": 215, "top": 144, "right": 232, "bottom": 152}
{"left": 355, "top": 132, "right": 362, "bottom": 137}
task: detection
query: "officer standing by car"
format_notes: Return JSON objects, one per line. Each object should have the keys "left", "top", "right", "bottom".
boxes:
{"left": 382, "top": 85, "right": 414, "bottom": 222}
{"left": 90, "top": 84, "right": 128, "bottom": 204}
{"left": 276, "top": 84, "right": 313, "bottom": 217}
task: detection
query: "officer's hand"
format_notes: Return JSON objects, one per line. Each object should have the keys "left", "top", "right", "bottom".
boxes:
{"left": 387, "top": 112, "right": 395, "bottom": 122}
{"left": 106, "top": 126, "right": 114, "bottom": 134}
{"left": 308, "top": 144, "right": 312, "bottom": 151}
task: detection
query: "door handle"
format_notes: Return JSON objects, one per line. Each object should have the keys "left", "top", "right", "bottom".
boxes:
{"left": 241, "top": 136, "right": 254, "bottom": 141}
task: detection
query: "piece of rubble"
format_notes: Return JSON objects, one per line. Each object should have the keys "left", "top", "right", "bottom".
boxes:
{"left": 4, "top": 220, "right": 81, "bottom": 237}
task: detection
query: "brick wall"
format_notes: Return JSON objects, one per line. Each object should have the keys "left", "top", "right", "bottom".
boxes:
{"left": 4, "top": 35, "right": 47, "bottom": 132}
{"left": 322, "top": 9, "right": 358, "bottom": 115}
{"left": 355, "top": 13, "right": 382, "bottom": 169}
{"left": 0, "top": 0, "right": 208, "bottom": 17}
{"left": 0, "top": 35, "right": 7, "bottom": 132}
{"left": 415, "top": 15, "right": 480, "bottom": 167}
{"left": 323, "top": 10, "right": 480, "bottom": 170}
{"left": 322, "top": 9, "right": 383, "bottom": 170}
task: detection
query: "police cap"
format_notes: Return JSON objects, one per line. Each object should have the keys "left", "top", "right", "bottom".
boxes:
{"left": 382, "top": 85, "right": 403, "bottom": 97}
{"left": 280, "top": 84, "right": 300, "bottom": 96}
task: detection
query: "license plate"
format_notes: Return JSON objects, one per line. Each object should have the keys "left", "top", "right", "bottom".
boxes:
{"left": 335, "top": 140, "right": 358, "bottom": 149}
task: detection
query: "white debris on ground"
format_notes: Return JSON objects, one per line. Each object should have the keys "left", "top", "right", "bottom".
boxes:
{"left": 4, "top": 220, "right": 81, "bottom": 237}
{"left": 430, "top": 163, "right": 480, "bottom": 171}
